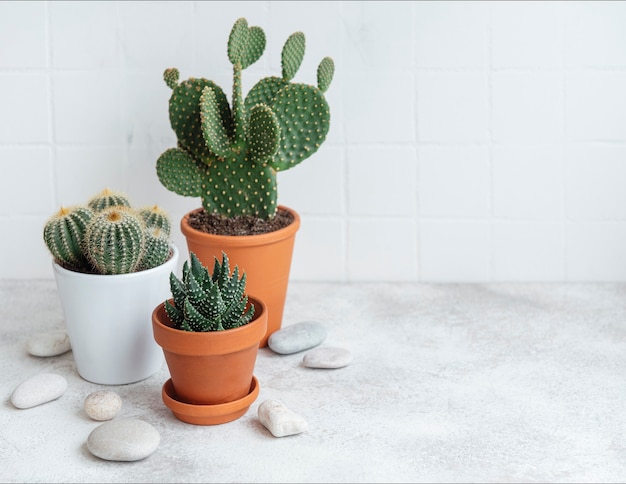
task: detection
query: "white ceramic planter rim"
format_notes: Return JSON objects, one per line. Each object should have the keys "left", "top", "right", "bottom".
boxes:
{"left": 53, "top": 244, "right": 179, "bottom": 385}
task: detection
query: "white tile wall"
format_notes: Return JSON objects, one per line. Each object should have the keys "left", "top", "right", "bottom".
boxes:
{"left": 2, "top": 1, "right": 626, "bottom": 282}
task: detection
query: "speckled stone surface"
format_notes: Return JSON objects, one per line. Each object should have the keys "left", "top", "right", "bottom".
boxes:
{"left": 84, "top": 390, "right": 122, "bottom": 421}
{"left": 87, "top": 418, "right": 160, "bottom": 461}
{"left": 2, "top": 280, "right": 626, "bottom": 482}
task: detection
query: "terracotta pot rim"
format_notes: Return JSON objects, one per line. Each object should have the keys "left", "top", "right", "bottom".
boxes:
{"left": 180, "top": 205, "right": 300, "bottom": 247}
{"left": 52, "top": 244, "right": 179, "bottom": 281}
{"left": 152, "top": 295, "right": 268, "bottom": 355}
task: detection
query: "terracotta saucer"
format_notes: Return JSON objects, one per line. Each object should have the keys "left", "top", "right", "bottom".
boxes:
{"left": 162, "top": 376, "right": 259, "bottom": 425}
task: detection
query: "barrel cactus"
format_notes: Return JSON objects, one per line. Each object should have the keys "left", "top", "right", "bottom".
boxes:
{"left": 43, "top": 205, "right": 94, "bottom": 271}
{"left": 156, "top": 17, "right": 335, "bottom": 219}
{"left": 87, "top": 188, "right": 131, "bottom": 212}
{"left": 84, "top": 207, "right": 145, "bottom": 275}
{"left": 43, "top": 190, "right": 173, "bottom": 275}
{"left": 138, "top": 205, "right": 172, "bottom": 236}
{"left": 165, "top": 252, "right": 255, "bottom": 332}
{"left": 139, "top": 226, "right": 171, "bottom": 271}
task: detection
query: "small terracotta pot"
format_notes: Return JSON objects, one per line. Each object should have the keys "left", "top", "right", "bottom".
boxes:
{"left": 152, "top": 296, "right": 267, "bottom": 409}
{"left": 180, "top": 205, "right": 300, "bottom": 348}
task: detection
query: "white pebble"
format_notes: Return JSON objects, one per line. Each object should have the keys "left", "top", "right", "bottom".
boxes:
{"left": 303, "top": 346, "right": 353, "bottom": 369}
{"left": 11, "top": 373, "right": 68, "bottom": 409}
{"left": 85, "top": 390, "right": 122, "bottom": 421}
{"left": 258, "top": 400, "right": 308, "bottom": 438}
{"left": 87, "top": 419, "right": 160, "bottom": 462}
{"left": 26, "top": 330, "right": 71, "bottom": 357}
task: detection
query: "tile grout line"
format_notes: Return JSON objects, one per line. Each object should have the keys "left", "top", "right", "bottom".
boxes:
{"left": 487, "top": 2, "right": 495, "bottom": 282}
{"left": 413, "top": 1, "right": 422, "bottom": 282}
{"left": 45, "top": 1, "right": 57, "bottom": 210}
{"left": 339, "top": 0, "right": 349, "bottom": 283}
{"left": 560, "top": 5, "right": 568, "bottom": 281}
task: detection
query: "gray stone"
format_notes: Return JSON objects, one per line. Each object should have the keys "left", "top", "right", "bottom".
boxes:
{"left": 268, "top": 321, "right": 327, "bottom": 355}
{"left": 303, "top": 346, "right": 353, "bottom": 369}
{"left": 87, "top": 419, "right": 160, "bottom": 462}
{"left": 26, "top": 330, "right": 71, "bottom": 357}
{"left": 11, "top": 373, "right": 68, "bottom": 409}
{"left": 258, "top": 400, "right": 308, "bottom": 437}
{"left": 85, "top": 390, "right": 122, "bottom": 421}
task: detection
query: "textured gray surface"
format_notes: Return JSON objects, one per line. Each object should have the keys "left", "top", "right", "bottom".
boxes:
{"left": 1, "top": 280, "right": 626, "bottom": 483}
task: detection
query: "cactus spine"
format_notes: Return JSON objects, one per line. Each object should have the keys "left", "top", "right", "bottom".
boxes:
{"left": 43, "top": 190, "right": 173, "bottom": 275}
{"left": 165, "top": 252, "right": 254, "bottom": 332}
{"left": 157, "top": 17, "right": 334, "bottom": 219}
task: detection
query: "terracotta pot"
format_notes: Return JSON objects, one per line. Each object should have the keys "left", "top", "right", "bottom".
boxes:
{"left": 180, "top": 205, "right": 300, "bottom": 348}
{"left": 152, "top": 296, "right": 267, "bottom": 424}
{"left": 52, "top": 245, "right": 179, "bottom": 385}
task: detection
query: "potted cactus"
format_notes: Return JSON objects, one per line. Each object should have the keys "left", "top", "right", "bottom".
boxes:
{"left": 43, "top": 188, "right": 179, "bottom": 385}
{"left": 156, "top": 17, "right": 334, "bottom": 347}
{"left": 152, "top": 251, "right": 267, "bottom": 425}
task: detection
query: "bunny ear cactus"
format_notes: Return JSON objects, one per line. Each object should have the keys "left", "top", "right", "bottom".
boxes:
{"left": 157, "top": 17, "right": 334, "bottom": 219}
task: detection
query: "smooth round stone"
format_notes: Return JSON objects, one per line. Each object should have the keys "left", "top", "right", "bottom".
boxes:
{"left": 11, "top": 373, "right": 68, "bottom": 409}
{"left": 26, "top": 330, "right": 71, "bottom": 357}
{"left": 258, "top": 400, "right": 308, "bottom": 437}
{"left": 85, "top": 390, "right": 122, "bottom": 421}
{"left": 268, "top": 321, "right": 327, "bottom": 355}
{"left": 87, "top": 419, "right": 160, "bottom": 462}
{"left": 303, "top": 346, "right": 353, "bottom": 369}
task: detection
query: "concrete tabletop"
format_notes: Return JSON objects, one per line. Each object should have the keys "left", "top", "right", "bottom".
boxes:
{"left": 1, "top": 280, "right": 625, "bottom": 483}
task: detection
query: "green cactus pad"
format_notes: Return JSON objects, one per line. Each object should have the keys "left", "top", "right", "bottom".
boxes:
{"left": 244, "top": 77, "right": 289, "bottom": 114}
{"left": 270, "top": 83, "right": 331, "bottom": 171}
{"left": 317, "top": 57, "right": 335, "bottom": 93}
{"left": 281, "top": 32, "right": 305, "bottom": 81}
{"left": 43, "top": 206, "right": 93, "bottom": 270}
{"left": 247, "top": 104, "right": 280, "bottom": 163}
{"left": 228, "top": 18, "right": 266, "bottom": 69}
{"left": 85, "top": 207, "right": 145, "bottom": 275}
{"left": 168, "top": 77, "right": 233, "bottom": 161}
{"left": 200, "top": 86, "right": 232, "bottom": 158}
{"left": 200, "top": 152, "right": 278, "bottom": 218}
{"left": 241, "top": 26, "right": 266, "bottom": 69}
{"left": 156, "top": 148, "right": 207, "bottom": 198}
{"left": 227, "top": 18, "right": 249, "bottom": 66}
{"left": 164, "top": 68, "right": 180, "bottom": 89}
{"left": 87, "top": 188, "right": 131, "bottom": 212}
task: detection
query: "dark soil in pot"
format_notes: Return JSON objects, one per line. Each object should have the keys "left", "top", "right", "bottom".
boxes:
{"left": 187, "top": 207, "right": 295, "bottom": 236}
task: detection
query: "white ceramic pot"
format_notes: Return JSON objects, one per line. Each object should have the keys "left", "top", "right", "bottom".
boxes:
{"left": 52, "top": 244, "right": 179, "bottom": 385}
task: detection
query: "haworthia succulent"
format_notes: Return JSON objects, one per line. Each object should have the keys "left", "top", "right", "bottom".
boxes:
{"left": 165, "top": 252, "right": 254, "bottom": 332}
